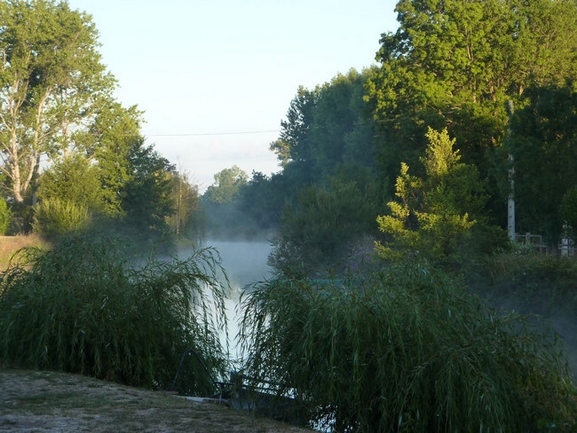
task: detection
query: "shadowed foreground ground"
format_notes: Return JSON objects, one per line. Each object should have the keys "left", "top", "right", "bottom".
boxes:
{"left": 0, "top": 370, "right": 313, "bottom": 432}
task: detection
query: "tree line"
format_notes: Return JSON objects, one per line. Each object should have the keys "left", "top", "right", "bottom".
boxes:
{"left": 3, "top": 0, "right": 577, "bottom": 267}
{"left": 204, "top": 0, "right": 577, "bottom": 275}
{"left": 0, "top": 0, "right": 202, "bottom": 250}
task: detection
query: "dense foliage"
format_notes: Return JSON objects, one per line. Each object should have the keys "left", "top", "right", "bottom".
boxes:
{"left": 0, "top": 235, "right": 230, "bottom": 395}
{"left": 0, "top": 1, "right": 201, "bottom": 247}
{"left": 239, "top": 262, "right": 577, "bottom": 432}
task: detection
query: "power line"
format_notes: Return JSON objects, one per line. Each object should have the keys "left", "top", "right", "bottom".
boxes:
{"left": 148, "top": 129, "right": 279, "bottom": 138}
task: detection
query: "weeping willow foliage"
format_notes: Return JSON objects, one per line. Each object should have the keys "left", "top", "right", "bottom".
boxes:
{"left": 0, "top": 234, "right": 229, "bottom": 396}
{"left": 239, "top": 261, "right": 577, "bottom": 432}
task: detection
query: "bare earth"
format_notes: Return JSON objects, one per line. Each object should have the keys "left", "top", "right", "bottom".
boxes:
{"left": 0, "top": 369, "right": 313, "bottom": 433}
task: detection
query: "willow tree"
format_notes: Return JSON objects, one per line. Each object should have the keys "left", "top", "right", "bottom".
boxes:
{"left": 0, "top": 0, "right": 115, "bottom": 204}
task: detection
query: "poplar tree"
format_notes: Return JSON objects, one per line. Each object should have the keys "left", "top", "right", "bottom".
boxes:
{"left": 0, "top": 0, "right": 115, "bottom": 204}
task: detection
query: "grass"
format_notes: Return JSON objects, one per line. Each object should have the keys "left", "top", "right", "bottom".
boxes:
{"left": 0, "top": 233, "right": 230, "bottom": 396}
{"left": 0, "top": 233, "right": 47, "bottom": 270}
{"left": 239, "top": 259, "right": 577, "bottom": 432}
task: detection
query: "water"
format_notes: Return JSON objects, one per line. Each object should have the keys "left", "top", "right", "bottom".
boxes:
{"left": 200, "top": 239, "right": 274, "bottom": 363}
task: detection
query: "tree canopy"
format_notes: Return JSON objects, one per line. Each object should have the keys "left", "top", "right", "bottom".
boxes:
{"left": 0, "top": 0, "right": 115, "bottom": 204}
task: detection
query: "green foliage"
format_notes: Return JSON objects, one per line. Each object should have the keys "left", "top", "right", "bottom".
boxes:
{"left": 377, "top": 128, "right": 488, "bottom": 264}
{"left": 112, "top": 141, "right": 176, "bottom": 249}
{"left": 236, "top": 171, "right": 284, "bottom": 231}
{"left": 366, "top": 0, "right": 577, "bottom": 224}
{"left": 32, "top": 198, "right": 91, "bottom": 238}
{"left": 90, "top": 102, "right": 144, "bottom": 218}
{"left": 203, "top": 165, "right": 248, "bottom": 205}
{"left": 36, "top": 154, "right": 105, "bottom": 214}
{"left": 269, "top": 175, "right": 383, "bottom": 276}
{"left": 239, "top": 261, "right": 577, "bottom": 432}
{"left": 202, "top": 166, "right": 258, "bottom": 239}
{"left": 166, "top": 171, "right": 204, "bottom": 241}
{"left": 561, "top": 186, "right": 577, "bottom": 242}
{"left": 0, "top": 0, "right": 116, "bottom": 204}
{"left": 0, "top": 199, "right": 12, "bottom": 235}
{"left": 0, "top": 234, "right": 229, "bottom": 395}
{"left": 509, "top": 82, "right": 577, "bottom": 245}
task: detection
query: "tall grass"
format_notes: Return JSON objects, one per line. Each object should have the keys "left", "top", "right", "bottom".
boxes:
{"left": 0, "top": 234, "right": 229, "bottom": 396}
{"left": 239, "top": 260, "right": 577, "bottom": 432}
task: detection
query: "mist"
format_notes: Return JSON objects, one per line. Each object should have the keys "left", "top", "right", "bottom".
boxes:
{"left": 178, "top": 238, "right": 274, "bottom": 363}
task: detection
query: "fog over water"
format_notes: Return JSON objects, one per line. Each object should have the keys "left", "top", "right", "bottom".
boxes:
{"left": 205, "top": 240, "right": 274, "bottom": 290}
{"left": 201, "top": 239, "right": 274, "bottom": 362}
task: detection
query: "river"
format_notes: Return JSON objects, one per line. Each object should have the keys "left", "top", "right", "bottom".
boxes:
{"left": 195, "top": 239, "right": 274, "bottom": 364}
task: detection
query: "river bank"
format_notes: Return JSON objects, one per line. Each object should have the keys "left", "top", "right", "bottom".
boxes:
{"left": 0, "top": 369, "right": 313, "bottom": 432}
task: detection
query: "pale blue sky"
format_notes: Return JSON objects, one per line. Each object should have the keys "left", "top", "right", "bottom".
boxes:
{"left": 67, "top": 0, "right": 399, "bottom": 191}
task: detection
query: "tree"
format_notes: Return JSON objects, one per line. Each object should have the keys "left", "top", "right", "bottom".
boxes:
{"left": 509, "top": 82, "right": 577, "bottom": 245}
{"left": 561, "top": 186, "right": 577, "bottom": 243}
{"left": 0, "top": 0, "right": 115, "bottom": 204}
{"left": 119, "top": 141, "right": 175, "bottom": 246}
{"left": 236, "top": 171, "right": 283, "bottom": 230}
{"left": 91, "top": 102, "right": 144, "bottom": 218}
{"left": 166, "top": 170, "right": 203, "bottom": 240}
{"left": 36, "top": 153, "right": 104, "bottom": 213}
{"left": 203, "top": 165, "right": 248, "bottom": 205}
{"left": 0, "top": 198, "right": 12, "bottom": 234}
{"left": 33, "top": 153, "right": 102, "bottom": 238}
{"left": 366, "top": 0, "right": 577, "bottom": 220}
{"left": 269, "top": 175, "right": 383, "bottom": 276}
{"left": 269, "top": 86, "right": 318, "bottom": 168}
{"left": 377, "top": 128, "right": 488, "bottom": 263}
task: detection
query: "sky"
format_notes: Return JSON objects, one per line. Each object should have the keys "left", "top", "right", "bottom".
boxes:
{"left": 66, "top": 0, "right": 399, "bottom": 192}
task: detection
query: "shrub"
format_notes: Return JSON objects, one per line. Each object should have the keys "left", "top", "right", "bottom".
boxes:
{"left": 0, "top": 198, "right": 12, "bottom": 235}
{"left": 0, "top": 234, "right": 229, "bottom": 395}
{"left": 239, "top": 261, "right": 577, "bottom": 432}
{"left": 32, "top": 198, "right": 91, "bottom": 239}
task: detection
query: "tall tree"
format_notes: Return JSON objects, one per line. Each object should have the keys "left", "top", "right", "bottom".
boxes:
{"left": 0, "top": 0, "right": 115, "bottom": 204}
{"left": 269, "top": 175, "right": 383, "bottom": 276}
{"left": 166, "top": 170, "right": 202, "bottom": 239}
{"left": 120, "top": 141, "right": 175, "bottom": 245}
{"left": 90, "top": 102, "right": 144, "bottom": 218}
{"left": 366, "top": 0, "right": 577, "bottom": 212}
{"left": 509, "top": 82, "right": 577, "bottom": 245}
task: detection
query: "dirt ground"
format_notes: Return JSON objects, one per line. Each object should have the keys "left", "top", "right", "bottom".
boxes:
{"left": 0, "top": 369, "right": 313, "bottom": 433}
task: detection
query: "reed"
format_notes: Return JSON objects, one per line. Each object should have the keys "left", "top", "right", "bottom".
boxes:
{"left": 0, "top": 234, "right": 229, "bottom": 396}
{"left": 239, "top": 260, "right": 577, "bottom": 432}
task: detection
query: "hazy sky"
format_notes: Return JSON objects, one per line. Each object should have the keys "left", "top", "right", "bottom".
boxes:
{"left": 66, "top": 0, "right": 399, "bottom": 192}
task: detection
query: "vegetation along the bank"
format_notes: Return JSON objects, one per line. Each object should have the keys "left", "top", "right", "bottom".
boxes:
{"left": 1, "top": 1, "right": 577, "bottom": 432}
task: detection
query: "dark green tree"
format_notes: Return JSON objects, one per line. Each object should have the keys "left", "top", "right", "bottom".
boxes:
{"left": 119, "top": 141, "right": 175, "bottom": 247}
{"left": 366, "top": 0, "right": 577, "bottom": 224}
{"left": 509, "top": 82, "right": 577, "bottom": 246}
{"left": 269, "top": 175, "right": 383, "bottom": 276}
{"left": 90, "top": 102, "right": 145, "bottom": 218}
{"left": 33, "top": 153, "right": 103, "bottom": 238}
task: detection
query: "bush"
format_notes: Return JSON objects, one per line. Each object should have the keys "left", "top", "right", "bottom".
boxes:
{"left": 32, "top": 198, "right": 92, "bottom": 239}
{"left": 0, "top": 234, "right": 230, "bottom": 395}
{"left": 0, "top": 199, "right": 12, "bottom": 235}
{"left": 239, "top": 261, "right": 577, "bottom": 432}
